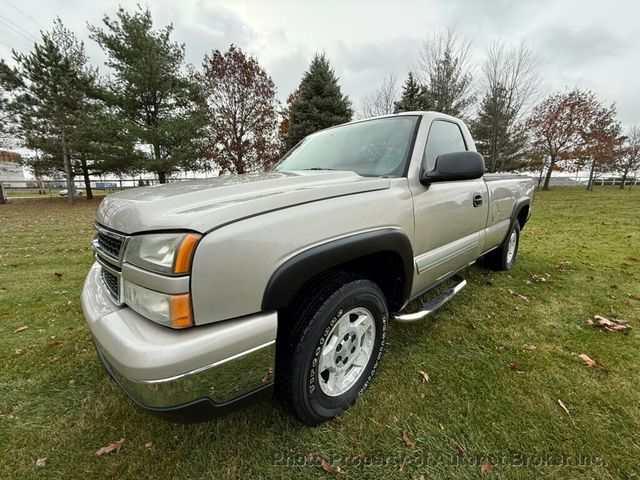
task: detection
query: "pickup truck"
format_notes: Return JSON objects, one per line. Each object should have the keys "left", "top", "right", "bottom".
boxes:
{"left": 81, "top": 111, "right": 534, "bottom": 425}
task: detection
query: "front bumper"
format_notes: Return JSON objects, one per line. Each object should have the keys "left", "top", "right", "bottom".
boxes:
{"left": 81, "top": 262, "right": 277, "bottom": 422}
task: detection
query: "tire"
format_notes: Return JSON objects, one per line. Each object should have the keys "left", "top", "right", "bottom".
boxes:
{"left": 276, "top": 272, "right": 388, "bottom": 426}
{"left": 483, "top": 221, "right": 520, "bottom": 271}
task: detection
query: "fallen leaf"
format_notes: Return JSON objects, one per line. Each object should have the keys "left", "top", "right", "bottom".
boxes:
{"left": 556, "top": 261, "right": 573, "bottom": 273}
{"left": 524, "top": 344, "right": 537, "bottom": 350}
{"left": 577, "top": 353, "right": 606, "bottom": 369}
{"left": 96, "top": 438, "right": 125, "bottom": 456}
{"left": 35, "top": 458, "right": 47, "bottom": 468}
{"left": 14, "top": 326, "right": 29, "bottom": 333}
{"left": 588, "top": 315, "right": 631, "bottom": 333}
{"left": 402, "top": 431, "right": 415, "bottom": 448}
{"left": 53, "top": 272, "right": 63, "bottom": 280}
{"left": 317, "top": 456, "right": 342, "bottom": 475}
{"left": 439, "top": 422, "right": 445, "bottom": 431}
{"left": 68, "top": 379, "right": 75, "bottom": 386}
{"left": 481, "top": 462, "right": 495, "bottom": 474}
{"left": 508, "top": 362, "right": 523, "bottom": 372}
{"left": 508, "top": 289, "right": 530, "bottom": 303}
{"left": 448, "top": 437, "right": 466, "bottom": 457}
{"left": 261, "top": 367, "right": 273, "bottom": 383}
{"left": 557, "top": 399, "right": 570, "bottom": 415}
{"left": 144, "top": 442, "right": 152, "bottom": 448}
{"left": 15, "top": 348, "right": 23, "bottom": 355}
{"left": 419, "top": 371, "right": 430, "bottom": 383}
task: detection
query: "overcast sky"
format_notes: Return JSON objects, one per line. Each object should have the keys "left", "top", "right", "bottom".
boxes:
{"left": 1, "top": 0, "right": 638, "bottom": 127}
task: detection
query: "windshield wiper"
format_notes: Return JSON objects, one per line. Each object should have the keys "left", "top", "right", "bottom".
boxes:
{"left": 303, "top": 167, "right": 339, "bottom": 171}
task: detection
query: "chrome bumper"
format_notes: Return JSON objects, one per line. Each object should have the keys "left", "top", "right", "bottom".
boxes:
{"left": 81, "top": 262, "right": 277, "bottom": 411}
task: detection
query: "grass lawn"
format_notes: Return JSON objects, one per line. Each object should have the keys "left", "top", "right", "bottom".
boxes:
{"left": 1, "top": 188, "right": 639, "bottom": 479}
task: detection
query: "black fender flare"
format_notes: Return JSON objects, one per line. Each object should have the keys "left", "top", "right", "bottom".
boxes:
{"left": 510, "top": 198, "right": 531, "bottom": 230}
{"left": 261, "top": 228, "right": 414, "bottom": 311}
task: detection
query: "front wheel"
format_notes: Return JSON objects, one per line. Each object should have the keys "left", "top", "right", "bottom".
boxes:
{"left": 277, "top": 273, "right": 387, "bottom": 425}
{"left": 483, "top": 221, "right": 520, "bottom": 271}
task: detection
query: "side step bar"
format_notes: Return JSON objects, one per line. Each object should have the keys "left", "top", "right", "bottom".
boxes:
{"left": 393, "top": 277, "right": 467, "bottom": 322}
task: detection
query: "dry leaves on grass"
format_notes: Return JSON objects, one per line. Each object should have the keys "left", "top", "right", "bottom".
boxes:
{"left": 508, "top": 289, "right": 531, "bottom": 303}
{"left": 481, "top": 462, "right": 495, "bottom": 474}
{"left": 448, "top": 437, "right": 466, "bottom": 457}
{"left": 95, "top": 438, "right": 125, "bottom": 456}
{"left": 315, "top": 455, "right": 343, "bottom": 475}
{"left": 14, "top": 325, "right": 28, "bottom": 333}
{"left": 556, "top": 261, "right": 573, "bottom": 273}
{"left": 402, "top": 431, "right": 415, "bottom": 448}
{"left": 587, "top": 315, "right": 631, "bottom": 333}
{"left": 35, "top": 457, "right": 47, "bottom": 468}
{"left": 419, "top": 371, "right": 430, "bottom": 383}
{"left": 557, "top": 399, "right": 570, "bottom": 415}
{"left": 577, "top": 353, "right": 607, "bottom": 370}
{"left": 527, "top": 272, "right": 551, "bottom": 283}
{"left": 508, "top": 362, "right": 523, "bottom": 372}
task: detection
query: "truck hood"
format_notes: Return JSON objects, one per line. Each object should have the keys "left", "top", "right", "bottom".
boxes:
{"left": 96, "top": 171, "right": 390, "bottom": 234}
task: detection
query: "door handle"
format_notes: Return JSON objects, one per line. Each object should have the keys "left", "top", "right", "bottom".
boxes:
{"left": 473, "top": 194, "right": 483, "bottom": 207}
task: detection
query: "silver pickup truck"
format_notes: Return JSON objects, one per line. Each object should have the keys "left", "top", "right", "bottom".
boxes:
{"left": 81, "top": 112, "right": 534, "bottom": 425}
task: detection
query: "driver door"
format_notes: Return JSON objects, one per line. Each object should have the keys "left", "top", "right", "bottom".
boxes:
{"left": 410, "top": 119, "right": 488, "bottom": 294}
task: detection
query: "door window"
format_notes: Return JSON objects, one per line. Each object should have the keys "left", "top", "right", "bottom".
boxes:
{"left": 423, "top": 120, "right": 467, "bottom": 171}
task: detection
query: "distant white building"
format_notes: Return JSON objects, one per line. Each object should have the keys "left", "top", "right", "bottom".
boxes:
{"left": 0, "top": 151, "right": 26, "bottom": 187}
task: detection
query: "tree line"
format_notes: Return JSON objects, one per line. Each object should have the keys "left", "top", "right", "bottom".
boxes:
{"left": 1, "top": 9, "right": 638, "bottom": 206}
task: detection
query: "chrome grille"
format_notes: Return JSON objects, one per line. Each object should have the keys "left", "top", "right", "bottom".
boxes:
{"left": 92, "top": 224, "right": 129, "bottom": 305}
{"left": 101, "top": 268, "right": 120, "bottom": 302}
{"left": 97, "top": 231, "right": 124, "bottom": 260}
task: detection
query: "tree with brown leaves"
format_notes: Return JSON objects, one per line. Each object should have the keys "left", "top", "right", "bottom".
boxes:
{"left": 201, "top": 45, "right": 279, "bottom": 174}
{"left": 526, "top": 89, "right": 619, "bottom": 190}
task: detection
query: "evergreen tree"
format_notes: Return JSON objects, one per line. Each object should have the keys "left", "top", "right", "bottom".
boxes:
{"left": 393, "top": 72, "right": 430, "bottom": 112}
{"left": 417, "top": 29, "right": 475, "bottom": 117}
{"left": 0, "top": 18, "right": 95, "bottom": 204}
{"left": 284, "top": 54, "right": 352, "bottom": 150}
{"left": 471, "top": 84, "right": 528, "bottom": 172}
{"left": 89, "top": 7, "right": 206, "bottom": 183}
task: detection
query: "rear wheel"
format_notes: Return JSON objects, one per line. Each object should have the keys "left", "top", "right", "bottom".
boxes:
{"left": 483, "top": 221, "right": 520, "bottom": 271}
{"left": 276, "top": 273, "right": 387, "bottom": 425}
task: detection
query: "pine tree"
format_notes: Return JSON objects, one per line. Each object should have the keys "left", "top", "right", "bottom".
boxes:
{"left": 284, "top": 54, "right": 352, "bottom": 150}
{"left": 471, "top": 84, "right": 528, "bottom": 172}
{"left": 0, "top": 18, "right": 95, "bottom": 205}
{"left": 393, "top": 72, "right": 430, "bottom": 112}
{"left": 89, "top": 7, "right": 206, "bottom": 183}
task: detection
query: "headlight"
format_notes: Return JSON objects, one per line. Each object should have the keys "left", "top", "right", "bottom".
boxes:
{"left": 125, "top": 233, "right": 201, "bottom": 275}
{"left": 123, "top": 281, "right": 193, "bottom": 328}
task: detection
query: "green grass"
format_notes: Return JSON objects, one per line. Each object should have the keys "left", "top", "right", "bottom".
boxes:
{"left": 1, "top": 188, "right": 639, "bottom": 479}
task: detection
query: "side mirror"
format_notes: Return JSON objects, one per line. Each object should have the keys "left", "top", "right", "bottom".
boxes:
{"left": 421, "top": 151, "right": 485, "bottom": 185}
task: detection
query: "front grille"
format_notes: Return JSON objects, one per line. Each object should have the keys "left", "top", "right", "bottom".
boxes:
{"left": 101, "top": 268, "right": 120, "bottom": 302}
{"left": 97, "top": 230, "right": 124, "bottom": 260}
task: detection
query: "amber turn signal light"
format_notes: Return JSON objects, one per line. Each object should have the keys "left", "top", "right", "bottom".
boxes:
{"left": 170, "top": 293, "right": 194, "bottom": 328}
{"left": 174, "top": 234, "right": 201, "bottom": 274}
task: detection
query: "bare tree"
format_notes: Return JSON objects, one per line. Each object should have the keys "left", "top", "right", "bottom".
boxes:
{"left": 359, "top": 75, "right": 398, "bottom": 119}
{"left": 416, "top": 28, "right": 475, "bottom": 117}
{"left": 471, "top": 41, "right": 539, "bottom": 172}
{"left": 616, "top": 125, "right": 640, "bottom": 188}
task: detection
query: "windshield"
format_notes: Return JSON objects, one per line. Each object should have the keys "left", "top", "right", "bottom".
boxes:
{"left": 274, "top": 116, "right": 419, "bottom": 177}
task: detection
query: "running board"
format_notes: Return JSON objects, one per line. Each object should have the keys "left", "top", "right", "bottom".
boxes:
{"left": 393, "top": 277, "right": 467, "bottom": 322}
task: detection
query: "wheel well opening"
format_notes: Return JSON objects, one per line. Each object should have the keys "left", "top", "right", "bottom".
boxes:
{"left": 280, "top": 250, "right": 407, "bottom": 317}
{"left": 517, "top": 205, "right": 530, "bottom": 229}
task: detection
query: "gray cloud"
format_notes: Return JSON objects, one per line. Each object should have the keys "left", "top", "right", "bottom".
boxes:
{"left": 0, "top": 0, "right": 638, "bottom": 126}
